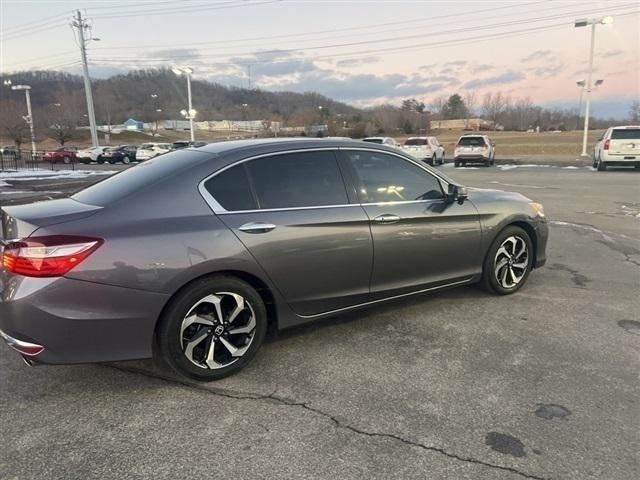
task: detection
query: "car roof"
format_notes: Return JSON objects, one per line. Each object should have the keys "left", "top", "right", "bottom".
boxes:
{"left": 196, "top": 137, "right": 372, "bottom": 155}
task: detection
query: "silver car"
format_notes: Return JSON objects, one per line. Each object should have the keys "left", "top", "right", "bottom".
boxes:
{"left": 0, "top": 138, "right": 547, "bottom": 380}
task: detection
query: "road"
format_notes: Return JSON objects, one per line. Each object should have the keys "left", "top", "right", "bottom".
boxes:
{"left": 1, "top": 164, "right": 638, "bottom": 480}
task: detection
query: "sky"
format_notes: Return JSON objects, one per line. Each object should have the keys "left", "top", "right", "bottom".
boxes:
{"left": 1, "top": 0, "right": 639, "bottom": 118}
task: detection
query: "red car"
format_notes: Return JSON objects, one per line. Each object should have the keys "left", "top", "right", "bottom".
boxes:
{"left": 42, "top": 147, "right": 77, "bottom": 164}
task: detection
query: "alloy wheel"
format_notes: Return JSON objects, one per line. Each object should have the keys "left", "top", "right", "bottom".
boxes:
{"left": 180, "top": 292, "right": 257, "bottom": 370}
{"left": 494, "top": 235, "right": 528, "bottom": 289}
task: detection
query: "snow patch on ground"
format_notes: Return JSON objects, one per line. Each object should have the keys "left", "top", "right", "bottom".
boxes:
{"left": 0, "top": 169, "right": 115, "bottom": 180}
{"left": 562, "top": 166, "right": 580, "bottom": 169}
{"left": 497, "top": 164, "right": 554, "bottom": 170}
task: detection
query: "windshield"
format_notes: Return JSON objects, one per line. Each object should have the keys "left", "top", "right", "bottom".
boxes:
{"left": 405, "top": 138, "right": 427, "bottom": 146}
{"left": 458, "top": 137, "right": 486, "bottom": 147}
{"left": 363, "top": 138, "right": 383, "bottom": 144}
{"left": 611, "top": 129, "right": 640, "bottom": 140}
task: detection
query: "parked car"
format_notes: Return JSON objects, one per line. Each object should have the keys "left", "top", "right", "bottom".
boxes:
{"left": 101, "top": 145, "right": 138, "bottom": 164}
{"left": 77, "top": 146, "right": 109, "bottom": 164}
{"left": 593, "top": 125, "right": 640, "bottom": 171}
{"left": 0, "top": 139, "right": 547, "bottom": 380}
{"left": 402, "top": 136, "right": 445, "bottom": 165}
{"left": 136, "top": 143, "right": 172, "bottom": 161}
{"left": 171, "top": 141, "right": 209, "bottom": 150}
{"left": 42, "top": 147, "right": 77, "bottom": 164}
{"left": 363, "top": 137, "right": 398, "bottom": 146}
{"left": 454, "top": 134, "right": 495, "bottom": 167}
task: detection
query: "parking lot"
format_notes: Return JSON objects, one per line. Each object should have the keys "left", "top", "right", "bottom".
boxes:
{"left": 0, "top": 164, "right": 638, "bottom": 480}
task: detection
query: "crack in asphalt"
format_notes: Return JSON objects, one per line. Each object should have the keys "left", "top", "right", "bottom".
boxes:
{"left": 103, "top": 363, "right": 548, "bottom": 480}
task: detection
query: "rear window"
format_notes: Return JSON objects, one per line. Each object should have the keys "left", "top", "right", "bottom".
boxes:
{"left": 363, "top": 138, "right": 383, "bottom": 144}
{"left": 611, "top": 129, "right": 640, "bottom": 140}
{"left": 458, "top": 137, "right": 487, "bottom": 146}
{"left": 72, "top": 150, "right": 209, "bottom": 206}
{"left": 405, "top": 138, "right": 427, "bottom": 146}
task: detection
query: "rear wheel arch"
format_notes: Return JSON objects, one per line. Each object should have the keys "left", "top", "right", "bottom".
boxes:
{"left": 155, "top": 270, "right": 278, "bottom": 337}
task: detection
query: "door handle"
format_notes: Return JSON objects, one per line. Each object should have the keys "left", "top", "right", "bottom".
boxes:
{"left": 373, "top": 214, "right": 400, "bottom": 224}
{"left": 238, "top": 222, "right": 277, "bottom": 233}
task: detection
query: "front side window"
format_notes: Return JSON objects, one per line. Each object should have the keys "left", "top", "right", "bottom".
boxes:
{"left": 346, "top": 151, "right": 444, "bottom": 203}
{"left": 247, "top": 151, "right": 348, "bottom": 209}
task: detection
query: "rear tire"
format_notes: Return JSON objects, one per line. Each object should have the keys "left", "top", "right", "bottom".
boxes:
{"left": 156, "top": 275, "right": 267, "bottom": 381}
{"left": 454, "top": 159, "right": 460, "bottom": 167}
{"left": 431, "top": 154, "right": 436, "bottom": 166}
{"left": 62, "top": 156, "right": 71, "bottom": 164}
{"left": 597, "top": 158, "right": 607, "bottom": 171}
{"left": 97, "top": 156, "right": 104, "bottom": 164}
{"left": 122, "top": 156, "right": 131, "bottom": 164}
{"left": 481, "top": 226, "right": 533, "bottom": 295}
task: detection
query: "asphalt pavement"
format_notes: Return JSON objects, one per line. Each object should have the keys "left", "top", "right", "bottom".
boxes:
{"left": 0, "top": 163, "right": 638, "bottom": 480}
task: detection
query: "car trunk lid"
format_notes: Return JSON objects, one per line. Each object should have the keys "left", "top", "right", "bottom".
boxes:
{"left": 1, "top": 198, "right": 102, "bottom": 240}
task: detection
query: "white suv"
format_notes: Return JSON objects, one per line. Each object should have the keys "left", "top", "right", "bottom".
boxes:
{"left": 77, "top": 146, "right": 108, "bottom": 164}
{"left": 593, "top": 126, "right": 640, "bottom": 171}
{"left": 402, "top": 136, "right": 445, "bottom": 165}
{"left": 136, "top": 143, "right": 172, "bottom": 161}
{"left": 454, "top": 134, "right": 495, "bottom": 167}
{"left": 362, "top": 137, "right": 398, "bottom": 147}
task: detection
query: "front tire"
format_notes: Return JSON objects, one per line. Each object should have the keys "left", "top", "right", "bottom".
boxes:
{"left": 454, "top": 159, "right": 460, "bottom": 167}
{"left": 122, "top": 156, "right": 131, "bottom": 164}
{"left": 156, "top": 275, "right": 267, "bottom": 381}
{"left": 62, "top": 156, "right": 71, "bottom": 164}
{"left": 481, "top": 226, "right": 533, "bottom": 295}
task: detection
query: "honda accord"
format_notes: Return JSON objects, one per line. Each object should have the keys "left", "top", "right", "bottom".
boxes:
{"left": 0, "top": 138, "right": 547, "bottom": 380}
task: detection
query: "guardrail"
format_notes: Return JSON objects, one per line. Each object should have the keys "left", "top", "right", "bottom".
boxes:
{"left": 0, "top": 150, "right": 77, "bottom": 172}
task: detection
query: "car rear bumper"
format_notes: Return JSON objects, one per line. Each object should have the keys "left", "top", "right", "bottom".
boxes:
{"left": 601, "top": 154, "right": 639, "bottom": 165}
{"left": 455, "top": 155, "right": 490, "bottom": 161}
{"left": 0, "top": 273, "right": 168, "bottom": 364}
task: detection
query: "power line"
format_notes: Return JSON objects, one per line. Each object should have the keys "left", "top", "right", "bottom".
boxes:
{"left": 89, "top": 5, "right": 638, "bottom": 63}
{"left": 90, "top": 0, "right": 280, "bottom": 19}
{"left": 91, "top": 0, "right": 551, "bottom": 51}
{"left": 1, "top": 12, "right": 68, "bottom": 33}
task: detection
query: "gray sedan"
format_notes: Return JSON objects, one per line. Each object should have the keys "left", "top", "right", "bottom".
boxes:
{"left": 0, "top": 138, "right": 548, "bottom": 380}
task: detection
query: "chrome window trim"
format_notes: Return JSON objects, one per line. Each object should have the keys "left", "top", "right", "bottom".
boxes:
{"left": 197, "top": 146, "right": 452, "bottom": 215}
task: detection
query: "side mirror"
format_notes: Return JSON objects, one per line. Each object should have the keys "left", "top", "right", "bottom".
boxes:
{"left": 446, "top": 184, "right": 468, "bottom": 205}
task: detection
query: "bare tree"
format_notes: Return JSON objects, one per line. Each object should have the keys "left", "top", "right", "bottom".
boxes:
{"left": 0, "top": 100, "right": 29, "bottom": 149}
{"left": 482, "top": 91, "right": 507, "bottom": 130}
{"left": 43, "top": 105, "right": 78, "bottom": 146}
{"left": 629, "top": 100, "right": 640, "bottom": 123}
{"left": 428, "top": 95, "right": 448, "bottom": 119}
{"left": 464, "top": 91, "right": 477, "bottom": 128}
{"left": 513, "top": 97, "right": 534, "bottom": 131}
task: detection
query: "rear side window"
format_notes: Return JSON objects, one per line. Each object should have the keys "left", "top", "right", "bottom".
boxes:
{"left": 204, "top": 164, "right": 257, "bottom": 211}
{"left": 611, "top": 129, "right": 640, "bottom": 140}
{"left": 73, "top": 150, "right": 209, "bottom": 206}
{"left": 363, "top": 138, "right": 383, "bottom": 144}
{"left": 405, "top": 138, "right": 427, "bottom": 146}
{"left": 247, "top": 151, "right": 348, "bottom": 209}
{"left": 458, "top": 137, "right": 486, "bottom": 146}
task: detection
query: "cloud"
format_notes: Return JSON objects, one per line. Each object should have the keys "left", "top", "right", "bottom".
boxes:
{"left": 443, "top": 60, "right": 467, "bottom": 67}
{"left": 469, "top": 63, "right": 495, "bottom": 74}
{"left": 528, "top": 63, "right": 566, "bottom": 78}
{"left": 521, "top": 50, "right": 552, "bottom": 62}
{"left": 148, "top": 48, "right": 201, "bottom": 60}
{"left": 334, "top": 56, "right": 380, "bottom": 67}
{"left": 462, "top": 71, "right": 525, "bottom": 89}
{"left": 603, "top": 49, "right": 624, "bottom": 57}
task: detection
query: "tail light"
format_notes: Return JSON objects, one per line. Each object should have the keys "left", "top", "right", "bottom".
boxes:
{"left": 1, "top": 235, "right": 102, "bottom": 277}
{"left": 603, "top": 139, "right": 610, "bottom": 150}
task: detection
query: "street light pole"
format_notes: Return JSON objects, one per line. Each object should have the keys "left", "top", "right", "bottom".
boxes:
{"left": 575, "top": 16, "right": 613, "bottom": 158}
{"left": 10, "top": 85, "right": 37, "bottom": 156}
{"left": 172, "top": 67, "right": 196, "bottom": 142}
{"left": 186, "top": 72, "right": 194, "bottom": 142}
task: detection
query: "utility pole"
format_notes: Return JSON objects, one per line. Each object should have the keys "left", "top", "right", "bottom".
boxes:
{"left": 72, "top": 10, "right": 99, "bottom": 147}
